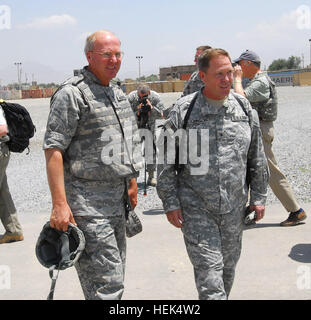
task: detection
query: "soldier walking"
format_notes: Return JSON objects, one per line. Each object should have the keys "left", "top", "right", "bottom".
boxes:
{"left": 157, "top": 49, "right": 269, "bottom": 299}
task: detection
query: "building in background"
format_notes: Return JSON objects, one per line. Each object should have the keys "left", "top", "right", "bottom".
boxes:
{"left": 159, "top": 65, "right": 196, "bottom": 81}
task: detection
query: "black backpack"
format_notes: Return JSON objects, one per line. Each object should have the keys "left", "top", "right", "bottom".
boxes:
{"left": 0, "top": 101, "right": 36, "bottom": 153}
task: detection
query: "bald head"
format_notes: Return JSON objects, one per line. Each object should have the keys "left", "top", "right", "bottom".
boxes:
{"left": 84, "top": 30, "right": 120, "bottom": 56}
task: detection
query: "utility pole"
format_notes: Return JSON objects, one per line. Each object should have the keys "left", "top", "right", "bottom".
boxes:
{"left": 136, "top": 56, "right": 143, "bottom": 81}
{"left": 14, "top": 62, "right": 22, "bottom": 89}
{"left": 309, "top": 39, "right": 311, "bottom": 67}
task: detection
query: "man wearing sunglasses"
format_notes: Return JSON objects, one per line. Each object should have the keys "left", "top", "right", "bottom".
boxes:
{"left": 43, "top": 30, "right": 142, "bottom": 300}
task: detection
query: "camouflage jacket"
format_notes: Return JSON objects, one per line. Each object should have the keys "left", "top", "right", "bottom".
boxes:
{"left": 181, "top": 70, "right": 204, "bottom": 97}
{"left": 127, "top": 90, "right": 164, "bottom": 131}
{"left": 244, "top": 73, "right": 278, "bottom": 122}
{"left": 43, "top": 67, "right": 143, "bottom": 217}
{"left": 156, "top": 91, "right": 269, "bottom": 214}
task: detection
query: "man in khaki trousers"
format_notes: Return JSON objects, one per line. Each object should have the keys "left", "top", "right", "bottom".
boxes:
{"left": 233, "top": 50, "right": 307, "bottom": 226}
{"left": 0, "top": 101, "right": 24, "bottom": 243}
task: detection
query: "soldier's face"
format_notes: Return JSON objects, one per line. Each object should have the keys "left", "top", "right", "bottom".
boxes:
{"left": 87, "top": 33, "right": 122, "bottom": 85}
{"left": 200, "top": 55, "right": 233, "bottom": 100}
{"left": 239, "top": 60, "right": 252, "bottom": 78}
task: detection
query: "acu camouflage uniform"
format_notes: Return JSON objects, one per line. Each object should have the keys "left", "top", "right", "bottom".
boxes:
{"left": 156, "top": 90, "right": 269, "bottom": 300}
{"left": 245, "top": 72, "right": 300, "bottom": 213}
{"left": 43, "top": 67, "right": 142, "bottom": 300}
{"left": 127, "top": 90, "right": 164, "bottom": 173}
{"left": 181, "top": 70, "right": 204, "bottom": 97}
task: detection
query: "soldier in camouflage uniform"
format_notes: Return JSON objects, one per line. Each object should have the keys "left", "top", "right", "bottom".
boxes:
{"left": 128, "top": 84, "right": 164, "bottom": 186}
{"left": 233, "top": 50, "right": 307, "bottom": 226}
{"left": 43, "top": 30, "right": 142, "bottom": 300}
{"left": 0, "top": 102, "right": 24, "bottom": 244}
{"left": 181, "top": 45, "right": 211, "bottom": 97}
{"left": 156, "top": 49, "right": 269, "bottom": 300}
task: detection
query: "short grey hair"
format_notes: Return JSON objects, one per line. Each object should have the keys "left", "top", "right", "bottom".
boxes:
{"left": 84, "top": 33, "right": 97, "bottom": 56}
{"left": 84, "top": 30, "right": 121, "bottom": 57}
{"left": 137, "top": 84, "right": 150, "bottom": 95}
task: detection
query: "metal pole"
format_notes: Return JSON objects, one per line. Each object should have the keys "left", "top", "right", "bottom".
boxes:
{"left": 136, "top": 56, "right": 143, "bottom": 80}
{"left": 14, "top": 62, "right": 22, "bottom": 89}
{"left": 309, "top": 39, "right": 311, "bottom": 67}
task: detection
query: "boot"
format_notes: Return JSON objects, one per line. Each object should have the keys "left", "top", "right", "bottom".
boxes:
{"left": 280, "top": 209, "right": 307, "bottom": 226}
{"left": 0, "top": 232, "right": 24, "bottom": 244}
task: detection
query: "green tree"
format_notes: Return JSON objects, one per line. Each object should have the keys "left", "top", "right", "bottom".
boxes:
{"left": 268, "top": 59, "right": 288, "bottom": 71}
{"left": 268, "top": 56, "right": 301, "bottom": 71}
{"left": 145, "top": 74, "right": 159, "bottom": 82}
{"left": 287, "top": 56, "right": 301, "bottom": 69}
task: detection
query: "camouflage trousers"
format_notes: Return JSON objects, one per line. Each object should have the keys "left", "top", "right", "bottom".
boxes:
{"left": 74, "top": 214, "right": 126, "bottom": 300}
{"left": 181, "top": 203, "right": 244, "bottom": 300}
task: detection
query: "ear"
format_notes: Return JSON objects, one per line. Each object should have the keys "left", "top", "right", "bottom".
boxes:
{"left": 199, "top": 70, "right": 206, "bottom": 82}
{"left": 86, "top": 52, "right": 92, "bottom": 63}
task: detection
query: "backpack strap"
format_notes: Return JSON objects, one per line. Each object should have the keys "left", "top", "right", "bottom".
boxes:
{"left": 175, "top": 92, "right": 199, "bottom": 173}
{"left": 182, "top": 92, "right": 199, "bottom": 129}
{"left": 233, "top": 94, "right": 253, "bottom": 131}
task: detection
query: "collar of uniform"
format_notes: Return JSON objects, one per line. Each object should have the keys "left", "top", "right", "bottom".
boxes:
{"left": 81, "top": 66, "right": 113, "bottom": 88}
{"left": 248, "top": 71, "right": 266, "bottom": 84}
{"left": 199, "top": 91, "right": 228, "bottom": 117}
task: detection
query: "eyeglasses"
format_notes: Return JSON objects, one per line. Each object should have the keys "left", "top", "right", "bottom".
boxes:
{"left": 90, "top": 51, "right": 124, "bottom": 59}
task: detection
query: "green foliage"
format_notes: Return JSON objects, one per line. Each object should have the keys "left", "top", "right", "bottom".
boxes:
{"left": 135, "top": 74, "right": 159, "bottom": 82}
{"left": 268, "top": 56, "right": 302, "bottom": 71}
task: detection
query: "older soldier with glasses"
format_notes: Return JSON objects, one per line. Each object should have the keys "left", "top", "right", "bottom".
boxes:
{"left": 43, "top": 30, "right": 142, "bottom": 300}
{"left": 157, "top": 48, "right": 269, "bottom": 300}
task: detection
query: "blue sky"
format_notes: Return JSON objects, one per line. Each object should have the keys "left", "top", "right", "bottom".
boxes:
{"left": 1, "top": 0, "right": 311, "bottom": 84}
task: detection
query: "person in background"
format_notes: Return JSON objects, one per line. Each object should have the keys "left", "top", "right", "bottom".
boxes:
{"left": 0, "top": 99, "right": 24, "bottom": 244}
{"left": 233, "top": 50, "right": 307, "bottom": 227}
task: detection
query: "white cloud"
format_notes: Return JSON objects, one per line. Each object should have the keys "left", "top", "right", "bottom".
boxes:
{"left": 233, "top": 7, "right": 311, "bottom": 67}
{"left": 235, "top": 9, "right": 301, "bottom": 42}
{"left": 17, "top": 14, "right": 77, "bottom": 30}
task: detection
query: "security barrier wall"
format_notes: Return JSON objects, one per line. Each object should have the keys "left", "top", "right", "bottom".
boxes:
{"left": 124, "top": 80, "right": 185, "bottom": 94}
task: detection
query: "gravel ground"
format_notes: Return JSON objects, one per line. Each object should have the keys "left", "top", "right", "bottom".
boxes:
{"left": 4, "top": 87, "right": 311, "bottom": 219}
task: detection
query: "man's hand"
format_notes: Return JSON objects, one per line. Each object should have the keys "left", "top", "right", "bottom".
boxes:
{"left": 45, "top": 148, "right": 76, "bottom": 232}
{"left": 128, "top": 178, "right": 138, "bottom": 209}
{"left": 250, "top": 205, "right": 265, "bottom": 222}
{"left": 50, "top": 202, "right": 76, "bottom": 232}
{"left": 146, "top": 99, "right": 153, "bottom": 109}
{"left": 233, "top": 65, "right": 243, "bottom": 80}
{"left": 0, "top": 124, "right": 8, "bottom": 137}
{"left": 166, "top": 209, "right": 184, "bottom": 228}
{"left": 233, "top": 65, "right": 246, "bottom": 97}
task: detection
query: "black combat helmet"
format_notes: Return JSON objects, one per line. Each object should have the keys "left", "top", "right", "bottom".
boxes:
{"left": 35, "top": 222, "right": 85, "bottom": 299}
